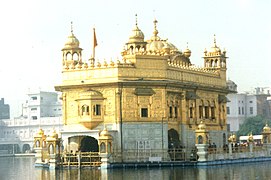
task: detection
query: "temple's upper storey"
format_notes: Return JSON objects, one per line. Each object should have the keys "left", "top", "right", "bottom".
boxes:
{"left": 59, "top": 17, "right": 228, "bottom": 89}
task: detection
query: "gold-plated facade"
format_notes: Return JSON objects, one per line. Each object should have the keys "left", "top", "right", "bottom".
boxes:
{"left": 55, "top": 17, "right": 230, "bottom": 154}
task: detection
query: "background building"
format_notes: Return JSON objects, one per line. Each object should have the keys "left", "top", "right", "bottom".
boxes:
{"left": 22, "top": 91, "right": 62, "bottom": 120}
{"left": 0, "top": 91, "right": 63, "bottom": 153}
{"left": 227, "top": 81, "right": 271, "bottom": 132}
{"left": 0, "top": 98, "right": 10, "bottom": 120}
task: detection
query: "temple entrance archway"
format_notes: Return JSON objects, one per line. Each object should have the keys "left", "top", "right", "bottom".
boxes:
{"left": 68, "top": 136, "right": 99, "bottom": 153}
{"left": 168, "top": 128, "right": 181, "bottom": 149}
{"left": 79, "top": 136, "right": 99, "bottom": 152}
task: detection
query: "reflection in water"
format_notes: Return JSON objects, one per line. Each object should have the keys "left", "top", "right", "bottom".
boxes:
{"left": 0, "top": 157, "right": 271, "bottom": 180}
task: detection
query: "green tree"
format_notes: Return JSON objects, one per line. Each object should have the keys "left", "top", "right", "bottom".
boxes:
{"left": 237, "top": 115, "right": 271, "bottom": 137}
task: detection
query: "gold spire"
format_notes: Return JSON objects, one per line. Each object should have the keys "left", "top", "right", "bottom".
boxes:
{"left": 213, "top": 34, "right": 217, "bottom": 47}
{"left": 128, "top": 14, "right": 144, "bottom": 43}
{"left": 135, "top": 14, "right": 138, "bottom": 27}
{"left": 71, "top": 21, "right": 74, "bottom": 35}
{"left": 153, "top": 19, "right": 158, "bottom": 37}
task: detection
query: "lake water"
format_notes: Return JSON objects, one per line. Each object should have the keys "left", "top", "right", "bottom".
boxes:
{"left": 0, "top": 156, "right": 271, "bottom": 180}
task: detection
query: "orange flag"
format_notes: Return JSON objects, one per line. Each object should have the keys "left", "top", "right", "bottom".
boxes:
{"left": 92, "top": 28, "right": 98, "bottom": 60}
{"left": 93, "top": 28, "right": 98, "bottom": 47}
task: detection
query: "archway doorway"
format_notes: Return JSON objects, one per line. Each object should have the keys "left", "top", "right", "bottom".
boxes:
{"left": 79, "top": 136, "right": 99, "bottom": 152}
{"left": 168, "top": 128, "right": 181, "bottom": 149}
{"left": 22, "top": 144, "right": 31, "bottom": 153}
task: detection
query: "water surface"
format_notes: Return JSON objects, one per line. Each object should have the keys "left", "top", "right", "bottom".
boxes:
{"left": 0, "top": 157, "right": 270, "bottom": 180}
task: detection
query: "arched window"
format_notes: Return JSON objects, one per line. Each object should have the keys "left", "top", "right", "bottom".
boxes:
{"left": 136, "top": 45, "right": 140, "bottom": 52}
{"left": 81, "top": 105, "right": 89, "bottom": 116}
{"left": 49, "top": 144, "right": 54, "bottom": 154}
{"left": 199, "top": 100, "right": 204, "bottom": 119}
{"left": 189, "top": 102, "right": 194, "bottom": 118}
{"left": 214, "top": 59, "right": 218, "bottom": 67}
{"left": 198, "top": 135, "right": 203, "bottom": 144}
{"left": 204, "top": 101, "right": 210, "bottom": 119}
{"left": 72, "top": 52, "right": 79, "bottom": 61}
{"left": 35, "top": 140, "right": 40, "bottom": 148}
{"left": 100, "top": 142, "right": 106, "bottom": 153}
{"left": 66, "top": 52, "right": 72, "bottom": 60}
{"left": 210, "top": 60, "right": 213, "bottom": 67}
{"left": 211, "top": 100, "right": 215, "bottom": 120}
{"left": 129, "top": 46, "right": 134, "bottom": 54}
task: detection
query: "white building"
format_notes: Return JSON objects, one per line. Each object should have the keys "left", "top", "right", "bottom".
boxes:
{"left": 23, "top": 91, "right": 62, "bottom": 119}
{"left": 227, "top": 80, "right": 271, "bottom": 132}
{"left": 0, "top": 91, "right": 63, "bottom": 153}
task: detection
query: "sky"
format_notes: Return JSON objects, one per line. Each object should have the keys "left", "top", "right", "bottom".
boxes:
{"left": 0, "top": 0, "right": 271, "bottom": 118}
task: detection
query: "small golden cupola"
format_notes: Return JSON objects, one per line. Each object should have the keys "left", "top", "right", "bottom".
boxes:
{"left": 123, "top": 14, "right": 147, "bottom": 56}
{"left": 50, "top": 129, "right": 59, "bottom": 139}
{"left": 34, "top": 128, "right": 46, "bottom": 148}
{"left": 62, "top": 22, "right": 83, "bottom": 68}
{"left": 203, "top": 34, "right": 227, "bottom": 70}
{"left": 209, "top": 34, "right": 221, "bottom": 54}
{"left": 128, "top": 14, "right": 145, "bottom": 43}
{"left": 37, "top": 128, "right": 45, "bottom": 136}
{"left": 183, "top": 42, "right": 192, "bottom": 58}
{"left": 99, "top": 128, "right": 113, "bottom": 154}
{"left": 198, "top": 120, "right": 207, "bottom": 130}
{"left": 195, "top": 121, "right": 209, "bottom": 144}
{"left": 99, "top": 128, "right": 112, "bottom": 140}
{"left": 248, "top": 132, "right": 254, "bottom": 142}
{"left": 46, "top": 129, "right": 61, "bottom": 155}
{"left": 263, "top": 123, "right": 271, "bottom": 133}
{"left": 262, "top": 124, "right": 271, "bottom": 144}
{"left": 228, "top": 134, "right": 236, "bottom": 143}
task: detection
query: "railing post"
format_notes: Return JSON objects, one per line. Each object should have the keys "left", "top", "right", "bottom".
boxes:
{"left": 77, "top": 151, "right": 81, "bottom": 168}
{"left": 228, "top": 142, "right": 233, "bottom": 159}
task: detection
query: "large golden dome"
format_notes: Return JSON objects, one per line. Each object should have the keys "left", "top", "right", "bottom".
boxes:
{"left": 146, "top": 19, "right": 179, "bottom": 53}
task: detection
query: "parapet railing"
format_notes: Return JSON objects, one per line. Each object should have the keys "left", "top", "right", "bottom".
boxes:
{"left": 207, "top": 145, "right": 268, "bottom": 161}
{"left": 41, "top": 145, "right": 270, "bottom": 167}
{"left": 58, "top": 152, "right": 101, "bottom": 167}
{"left": 110, "top": 148, "right": 198, "bottom": 163}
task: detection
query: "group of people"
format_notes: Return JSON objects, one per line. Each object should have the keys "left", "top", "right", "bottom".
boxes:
{"left": 208, "top": 142, "right": 217, "bottom": 153}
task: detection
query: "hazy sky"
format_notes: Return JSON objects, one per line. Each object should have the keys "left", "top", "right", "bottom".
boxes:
{"left": 0, "top": 0, "right": 270, "bottom": 117}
